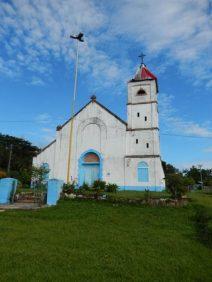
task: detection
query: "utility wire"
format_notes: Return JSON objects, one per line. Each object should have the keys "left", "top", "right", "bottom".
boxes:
{"left": 161, "top": 133, "right": 212, "bottom": 139}
{"left": 0, "top": 120, "right": 212, "bottom": 139}
{"left": 0, "top": 120, "right": 36, "bottom": 123}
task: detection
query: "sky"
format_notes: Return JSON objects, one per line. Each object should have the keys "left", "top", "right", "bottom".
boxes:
{"left": 0, "top": 0, "right": 211, "bottom": 170}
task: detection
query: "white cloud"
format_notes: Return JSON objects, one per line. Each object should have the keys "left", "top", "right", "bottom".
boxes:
{"left": 159, "top": 93, "right": 212, "bottom": 137}
{"left": 0, "top": 0, "right": 211, "bottom": 90}
{"left": 203, "top": 147, "right": 212, "bottom": 153}
{"left": 35, "top": 113, "right": 52, "bottom": 124}
{"left": 111, "top": 0, "right": 212, "bottom": 86}
{"left": 30, "top": 76, "right": 45, "bottom": 86}
{"left": 0, "top": 0, "right": 126, "bottom": 90}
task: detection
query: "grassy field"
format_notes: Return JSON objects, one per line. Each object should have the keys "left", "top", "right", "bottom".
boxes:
{"left": 0, "top": 191, "right": 211, "bottom": 281}
{"left": 106, "top": 190, "right": 169, "bottom": 200}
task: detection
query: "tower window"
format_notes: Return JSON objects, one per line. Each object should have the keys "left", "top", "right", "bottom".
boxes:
{"left": 137, "top": 88, "right": 146, "bottom": 95}
{"left": 145, "top": 116, "right": 147, "bottom": 121}
{"left": 137, "top": 112, "right": 140, "bottom": 117}
{"left": 136, "top": 139, "right": 138, "bottom": 144}
{"left": 146, "top": 143, "right": 149, "bottom": 148}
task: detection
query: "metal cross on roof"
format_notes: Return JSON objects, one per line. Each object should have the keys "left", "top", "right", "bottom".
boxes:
{"left": 139, "top": 53, "right": 146, "bottom": 65}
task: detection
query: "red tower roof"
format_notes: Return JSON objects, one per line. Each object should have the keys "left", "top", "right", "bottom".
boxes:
{"left": 134, "top": 64, "right": 157, "bottom": 81}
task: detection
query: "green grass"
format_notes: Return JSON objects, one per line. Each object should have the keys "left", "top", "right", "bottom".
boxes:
{"left": 189, "top": 191, "right": 212, "bottom": 213}
{"left": 0, "top": 193, "right": 212, "bottom": 281}
{"left": 107, "top": 190, "right": 169, "bottom": 200}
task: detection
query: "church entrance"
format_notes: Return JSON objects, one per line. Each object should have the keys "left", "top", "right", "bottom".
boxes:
{"left": 78, "top": 151, "right": 101, "bottom": 186}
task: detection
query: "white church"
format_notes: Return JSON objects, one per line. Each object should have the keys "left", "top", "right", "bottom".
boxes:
{"left": 33, "top": 62, "right": 165, "bottom": 191}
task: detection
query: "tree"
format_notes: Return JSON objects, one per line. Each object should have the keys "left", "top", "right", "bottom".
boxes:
{"left": 162, "top": 161, "right": 179, "bottom": 176}
{"left": 183, "top": 176, "right": 195, "bottom": 187}
{"left": 166, "top": 173, "right": 187, "bottom": 199}
{"left": 184, "top": 166, "right": 212, "bottom": 186}
{"left": 0, "top": 133, "right": 39, "bottom": 185}
{"left": 31, "top": 165, "right": 50, "bottom": 189}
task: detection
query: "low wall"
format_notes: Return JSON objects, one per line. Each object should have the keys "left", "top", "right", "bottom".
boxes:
{"left": 47, "top": 179, "right": 64, "bottom": 206}
{"left": 0, "top": 178, "right": 18, "bottom": 204}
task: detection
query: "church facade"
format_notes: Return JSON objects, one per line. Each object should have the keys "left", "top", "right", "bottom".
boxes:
{"left": 33, "top": 63, "right": 165, "bottom": 191}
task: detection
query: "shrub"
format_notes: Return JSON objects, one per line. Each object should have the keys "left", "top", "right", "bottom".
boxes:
{"left": 106, "top": 183, "right": 118, "bottom": 193}
{"left": 62, "top": 182, "right": 76, "bottom": 194}
{"left": 166, "top": 173, "right": 187, "bottom": 199}
{"left": 31, "top": 165, "right": 50, "bottom": 189}
{"left": 92, "top": 180, "right": 106, "bottom": 191}
{"left": 18, "top": 168, "right": 32, "bottom": 188}
{"left": 79, "top": 182, "right": 90, "bottom": 192}
{"left": 183, "top": 176, "right": 195, "bottom": 190}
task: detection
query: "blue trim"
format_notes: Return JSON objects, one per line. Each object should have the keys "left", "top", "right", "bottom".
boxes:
{"left": 78, "top": 149, "right": 103, "bottom": 186}
{"left": 47, "top": 179, "right": 64, "bottom": 206}
{"left": 138, "top": 161, "right": 149, "bottom": 182}
{"left": 0, "top": 178, "right": 18, "bottom": 204}
{"left": 119, "top": 186, "right": 164, "bottom": 192}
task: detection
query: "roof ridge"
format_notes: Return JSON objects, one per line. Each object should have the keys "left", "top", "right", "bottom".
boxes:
{"left": 39, "top": 99, "right": 127, "bottom": 152}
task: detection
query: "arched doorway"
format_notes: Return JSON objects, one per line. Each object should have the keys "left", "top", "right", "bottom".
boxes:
{"left": 78, "top": 150, "right": 102, "bottom": 186}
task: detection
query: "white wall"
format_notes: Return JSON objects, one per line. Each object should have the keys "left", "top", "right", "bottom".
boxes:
{"left": 127, "top": 103, "right": 158, "bottom": 129}
{"left": 33, "top": 100, "right": 126, "bottom": 186}
{"left": 33, "top": 141, "right": 56, "bottom": 179}
{"left": 125, "top": 77, "right": 165, "bottom": 189}
{"left": 33, "top": 77, "right": 165, "bottom": 190}
{"left": 124, "top": 157, "right": 165, "bottom": 189}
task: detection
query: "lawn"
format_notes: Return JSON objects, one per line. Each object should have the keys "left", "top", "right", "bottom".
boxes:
{"left": 106, "top": 190, "right": 169, "bottom": 200}
{"left": 0, "top": 192, "right": 211, "bottom": 281}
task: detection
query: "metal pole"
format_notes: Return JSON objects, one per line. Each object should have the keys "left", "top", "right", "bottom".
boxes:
{"left": 200, "top": 165, "right": 203, "bottom": 190}
{"left": 7, "top": 144, "right": 13, "bottom": 176}
{"left": 198, "top": 164, "right": 203, "bottom": 189}
{"left": 66, "top": 40, "right": 79, "bottom": 183}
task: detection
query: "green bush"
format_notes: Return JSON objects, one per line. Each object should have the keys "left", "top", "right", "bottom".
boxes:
{"left": 79, "top": 182, "right": 90, "bottom": 192}
{"left": 166, "top": 173, "right": 187, "bottom": 199}
{"left": 31, "top": 165, "right": 50, "bottom": 189}
{"left": 62, "top": 182, "right": 76, "bottom": 194}
{"left": 92, "top": 180, "right": 106, "bottom": 191}
{"left": 183, "top": 176, "right": 195, "bottom": 188}
{"left": 106, "top": 183, "right": 118, "bottom": 193}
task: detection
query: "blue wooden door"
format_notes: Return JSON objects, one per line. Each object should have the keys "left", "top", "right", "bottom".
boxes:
{"left": 83, "top": 164, "right": 99, "bottom": 186}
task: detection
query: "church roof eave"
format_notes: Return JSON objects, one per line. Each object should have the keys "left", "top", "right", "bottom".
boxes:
{"left": 37, "top": 139, "right": 56, "bottom": 155}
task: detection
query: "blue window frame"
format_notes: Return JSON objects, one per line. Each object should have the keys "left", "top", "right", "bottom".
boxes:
{"left": 138, "top": 161, "right": 149, "bottom": 182}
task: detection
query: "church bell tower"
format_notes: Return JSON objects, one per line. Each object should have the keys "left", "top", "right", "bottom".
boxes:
{"left": 125, "top": 56, "right": 165, "bottom": 191}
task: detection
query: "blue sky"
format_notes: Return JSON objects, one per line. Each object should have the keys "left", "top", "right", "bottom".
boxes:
{"left": 0, "top": 0, "right": 211, "bottom": 169}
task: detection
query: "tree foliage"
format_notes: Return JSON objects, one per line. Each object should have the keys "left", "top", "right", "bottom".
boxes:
{"left": 166, "top": 173, "right": 187, "bottom": 199}
{"left": 0, "top": 133, "right": 40, "bottom": 185}
{"left": 184, "top": 166, "right": 212, "bottom": 186}
{"left": 163, "top": 160, "right": 212, "bottom": 192}
{"left": 162, "top": 161, "right": 179, "bottom": 176}
{"left": 31, "top": 165, "right": 50, "bottom": 189}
